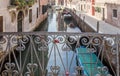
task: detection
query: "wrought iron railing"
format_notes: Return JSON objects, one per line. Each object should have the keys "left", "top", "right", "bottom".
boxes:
{"left": 0, "top": 32, "right": 119, "bottom": 76}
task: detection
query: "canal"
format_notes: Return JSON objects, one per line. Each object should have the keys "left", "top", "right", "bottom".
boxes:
{"left": 34, "top": 9, "right": 81, "bottom": 75}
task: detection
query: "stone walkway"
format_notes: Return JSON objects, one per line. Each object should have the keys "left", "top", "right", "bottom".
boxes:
{"left": 76, "top": 12, "right": 120, "bottom": 34}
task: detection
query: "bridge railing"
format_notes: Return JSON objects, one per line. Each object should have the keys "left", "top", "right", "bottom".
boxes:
{"left": 0, "top": 32, "right": 119, "bottom": 76}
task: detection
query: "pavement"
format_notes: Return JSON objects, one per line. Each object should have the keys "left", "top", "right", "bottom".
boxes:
{"left": 75, "top": 11, "right": 120, "bottom": 34}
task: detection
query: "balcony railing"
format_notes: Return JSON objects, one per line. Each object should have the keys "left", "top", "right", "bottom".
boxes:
{"left": 0, "top": 32, "right": 119, "bottom": 76}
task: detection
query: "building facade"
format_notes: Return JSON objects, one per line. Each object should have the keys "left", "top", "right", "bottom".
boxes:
{"left": 73, "top": 0, "right": 94, "bottom": 16}
{"left": 105, "top": 2, "right": 120, "bottom": 28}
{"left": 76, "top": 0, "right": 120, "bottom": 28}
{"left": 94, "top": 0, "right": 120, "bottom": 27}
{"left": 0, "top": 0, "right": 48, "bottom": 32}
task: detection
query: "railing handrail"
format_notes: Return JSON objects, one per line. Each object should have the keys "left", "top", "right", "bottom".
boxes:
{"left": 0, "top": 32, "right": 118, "bottom": 36}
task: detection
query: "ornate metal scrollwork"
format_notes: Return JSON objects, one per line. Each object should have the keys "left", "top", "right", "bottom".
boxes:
{"left": 47, "top": 36, "right": 53, "bottom": 44}
{"left": 0, "top": 37, "right": 6, "bottom": 44}
{"left": 38, "top": 42, "right": 48, "bottom": 51}
{"left": 92, "top": 37, "right": 102, "bottom": 46}
{"left": 1, "top": 63, "right": 18, "bottom": 76}
{"left": 11, "top": 36, "right": 18, "bottom": 44}
{"left": 75, "top": 66, "right": 84, "bottom": 75}
{"left": 34, "top": 36, "right": 48, "bottom": 51}
{"left": 34, "top": 36, "right": 42, "bottom": 44}
{"left": 111, "top": 47, "right": 117, "bottom": 55}
{"left": 0, "top": 32, "right": 119, "bottom": 76}
{"left": 106, "top": 38, "right": 115, "bottom": 46}
{"left": 14, "top": 35, "right": 30, "bottom": 51}
{"left": 25, "top": 63, "right": 38, "bottom": 76}
{"left": 55, "top": 36, "right": 65, "bottom": 44}
{"left": 62, "top": 44, "right": 71, "bottom": 51}
{"left": 96, "top": 66, "right": 112, "bottom": 76}
{"left": 50, "top": 66, "right": 60, "bottom": 76}
{"left": 15, "top": 43, "right": 25, "bottom": 51}
{"left": 21, "top": 35, "right": 29, "bottom": 44}
{"left": 79, "top": 36, "right": 89, "bottom": 46}
{"left": 0, "top": 37, "right": 6, "bottom": 51}
{"left": 67, "top": 36, "right": 77, "bottom": 45}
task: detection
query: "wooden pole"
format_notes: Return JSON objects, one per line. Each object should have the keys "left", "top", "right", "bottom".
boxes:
{"left": 97, "top": 21, "right": 99, "bottom": 33}
{"left": 83, "top": 16, "right": 85, "bottom": 32}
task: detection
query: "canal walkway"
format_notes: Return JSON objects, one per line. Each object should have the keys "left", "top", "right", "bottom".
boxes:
{"left": 75, "top": 12, "right": 120, "bottom": 34}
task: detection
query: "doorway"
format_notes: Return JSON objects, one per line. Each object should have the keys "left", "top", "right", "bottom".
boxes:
{"left": 0, "top": 16, "right": 3, "bottom": 32}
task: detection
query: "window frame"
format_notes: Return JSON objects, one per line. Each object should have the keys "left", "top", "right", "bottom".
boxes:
{"left": 112, "top": 9, "right": 117, "bottom": 19}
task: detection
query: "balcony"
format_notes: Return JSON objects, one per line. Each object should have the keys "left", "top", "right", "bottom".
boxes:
{"left": 0, "top": 32, "right": 119, "bottom": 76}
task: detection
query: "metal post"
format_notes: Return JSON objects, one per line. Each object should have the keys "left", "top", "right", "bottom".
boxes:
{"left": 116, "top": 34, "right": 119, "bottom": 76}
{"left": 97, "top": 21, "right": 99, "bottom": 33}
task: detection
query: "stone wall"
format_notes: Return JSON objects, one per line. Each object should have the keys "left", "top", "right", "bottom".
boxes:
{"left": 70, "top": 11, "right": 95, "bottom": 32}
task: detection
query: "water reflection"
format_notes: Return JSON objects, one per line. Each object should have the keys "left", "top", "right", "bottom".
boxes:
{"left": 48, "top": 11, "right": 57, "bottom": 32}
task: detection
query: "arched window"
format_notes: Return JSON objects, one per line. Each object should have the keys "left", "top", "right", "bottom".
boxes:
{"left": 25, "top": 9, "right": 28, "bottom": 17}
{"left": 29, "top": 9, "right": 32, "bottom": 23}
{"left": 17, "top": 11, "right": 24, "bottom": 32}
{"left": 11, "top": 11, "right": 16, "bottom": 23}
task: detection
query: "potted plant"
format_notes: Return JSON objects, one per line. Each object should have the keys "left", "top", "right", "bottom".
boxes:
{"left": 17, "top": 0, "right": 27, "bottom": 8}
{"left": 27, "top": 0, "right": 35, "bottom": 7}
{"left": 14, "top": 0, "right": 20, "bottom": 5}
{"left": 28, "top": 1, "right": 33, "bottom": 7}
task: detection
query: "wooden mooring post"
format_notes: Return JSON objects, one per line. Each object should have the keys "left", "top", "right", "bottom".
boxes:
{"left": 97, "top": 21, "right": 99, "bottom": 33}
{"left": 83, "top": 16, "right": 85, "bottom": 32}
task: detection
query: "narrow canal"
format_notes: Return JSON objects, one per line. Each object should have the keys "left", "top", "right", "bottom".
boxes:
{"left": 34, "top": 9, "right": 81, "bottom": 75}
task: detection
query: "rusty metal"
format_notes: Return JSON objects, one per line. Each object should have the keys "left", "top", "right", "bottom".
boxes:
{"left": 0, "top": 32, "right": 119, "bottom": 76}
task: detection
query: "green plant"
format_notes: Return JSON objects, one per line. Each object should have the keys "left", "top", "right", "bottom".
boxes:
{"left": 14, "top": 0, "right": 20, "bottom": 5}
{"left": 19, "top": 0, "right": 27, "bottom": 7}
{"left": 27, "top": 0, "right": 35, "bottom": 7}
{"left": 14, "top": 0, "right": 28, "bottom": 8}
{"left": 95, "top": 7, "right": 101, "bottom": 13}
{"left": 14, "top": 0, "right": 35, "bottom": 8}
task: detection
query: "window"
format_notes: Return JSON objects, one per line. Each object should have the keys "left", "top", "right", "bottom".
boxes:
{"left": 11, "top": 11, "right": 16, "bottom": 23}
{"left": 95, "top": 7, "right": 101, "bottom": 13}
{"left": 25, "top": 9, "right": 28, "bottom": 17}
{"left": 29, "top": 9, "right": 32, "bottom": 23}
{"left": 113, "top": 9, "right": 117, "bottom": 18}
{"left": 37, "top": 8, "right": 38, "bottom": 18}
{"left": 42, "top": 5, "right": 48, "bottom": 14}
